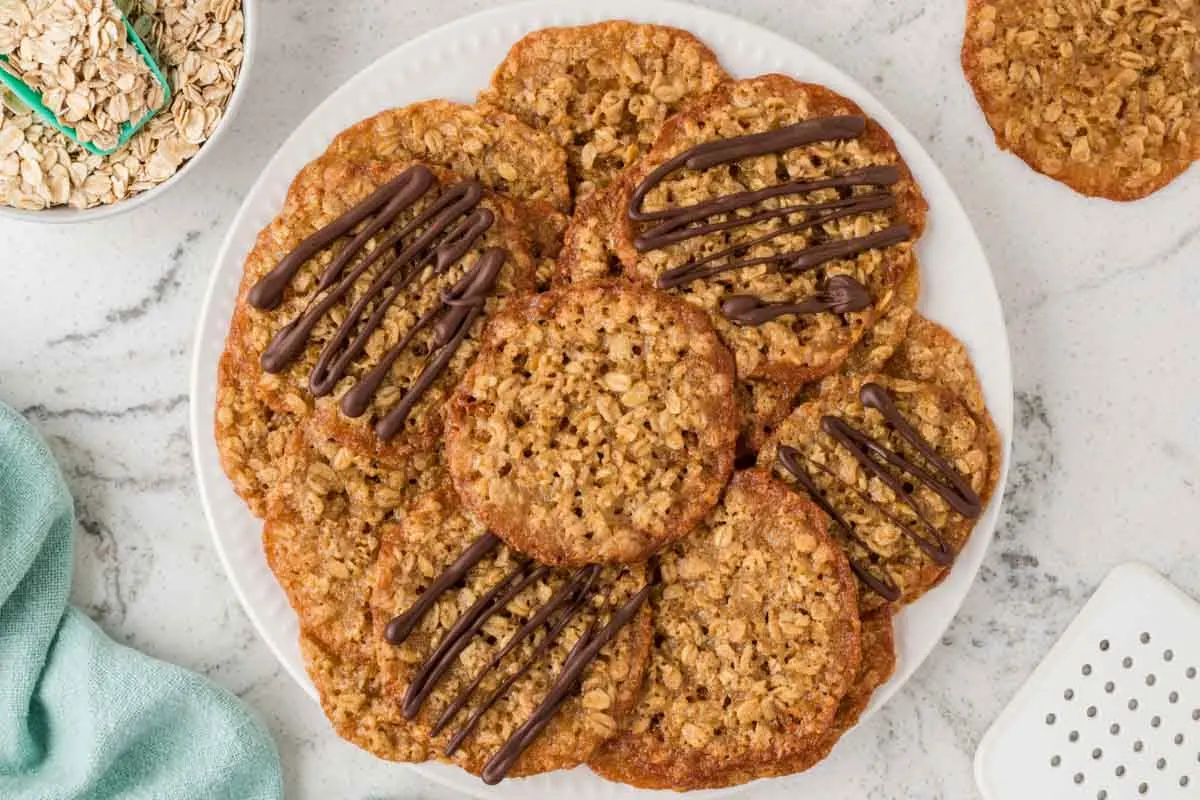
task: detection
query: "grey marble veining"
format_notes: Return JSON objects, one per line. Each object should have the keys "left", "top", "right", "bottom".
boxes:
{"left": 1, "top": 0, "right": 1198, "bottom": 798}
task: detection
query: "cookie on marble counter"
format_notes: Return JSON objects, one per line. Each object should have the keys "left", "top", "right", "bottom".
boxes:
{"left": 961, "top": 0, "right": 1199, "bottom": 200}
{"left": 480, "top": 22, "right": 729, "bottom": 199}
{"left": 359, "top": 478, "right": 652, "bottom": 781}
{"left": 760, "top": 374, "right": 1000, "bottom": 610}
{"left": 613, "top": 75, "right": 928, "bottom": 388}
{"left": 445, "top": 283, "right": 737, "bottom": 566}
{"left": 225, "top": 157, "right": 535, "bottom": 471}
{"left": 588, "top": 469, "right": 861, "bottom": 790}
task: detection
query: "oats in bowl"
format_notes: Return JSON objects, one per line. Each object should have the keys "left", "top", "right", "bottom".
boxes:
{"left": 0, "top": 0, "right": 248, "bottom": 214}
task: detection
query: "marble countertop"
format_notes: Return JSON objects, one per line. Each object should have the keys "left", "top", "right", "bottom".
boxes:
{"left": 2, "top": 0, "right": 1199, "bottom": 797}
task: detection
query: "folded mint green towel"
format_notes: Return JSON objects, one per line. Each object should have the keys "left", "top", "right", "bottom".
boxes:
{"left": 0, "top": 402, "right": 284, "bottom": 800}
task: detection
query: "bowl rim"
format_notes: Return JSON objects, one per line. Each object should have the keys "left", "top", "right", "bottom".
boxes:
{"left": 0, "top": 0, "right": 258, "bottom": 224}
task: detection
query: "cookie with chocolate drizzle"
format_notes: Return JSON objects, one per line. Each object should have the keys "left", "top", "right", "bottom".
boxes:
{"left": 479, "top": 22, "right": 729, "bottom": 200}
{"left": 223, "top": 157, "right": 536, "bottom": 474}
{"left": 588, "top": 469, "right": 861, "bottom": 790}
{"left": 324, "top": 98, "right": 572, "bottom": 289}
{"left": 760, "top": 373, "right": 1000, "bottom": 610}
{"left": 363, "top": 478, "right": 652, "bottom": 781}
{"left": 445, "top": 283, "right": 738, "bottom": 566}
{"left": 612, "top": 75, "right": 928, "bottom": 388}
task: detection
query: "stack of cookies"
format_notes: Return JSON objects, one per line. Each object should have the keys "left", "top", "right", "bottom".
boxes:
{"left": 215, "top": 21, "right": 1003, "bottom": 788}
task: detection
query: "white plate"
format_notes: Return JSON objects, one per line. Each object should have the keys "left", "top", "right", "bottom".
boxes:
{"left": 189, "top": 1, "right": 1014, "bottom": 797}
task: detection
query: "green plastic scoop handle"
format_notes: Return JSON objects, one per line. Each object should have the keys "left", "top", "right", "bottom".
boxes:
{"left": 0, "top": 11, "right": 171, "bottom": 157}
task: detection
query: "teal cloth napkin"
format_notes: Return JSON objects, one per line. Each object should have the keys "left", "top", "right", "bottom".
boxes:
{"left": 0, "top": 402, "right": 284, "bottom": 800}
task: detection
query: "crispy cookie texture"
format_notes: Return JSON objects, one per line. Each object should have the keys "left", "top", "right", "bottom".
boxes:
{"left": 694, "top": 609, "right": 896, "bottom": 786}
{"left": 327, "top": 98, "right": 572, "bottom": 214}
{"left": 760, "top": 373, "right": 1000, "bottom": 611}
{"left": 445, "top": 282, "right": 738, "bottom": 566}
{"left": 554, "top": 175, "right": 629, "bottom": 286}
{"left": 365, "top": 479, "right": 653, "bottom": 777}
{"left": 224, "top": 156, "right": 535, "bottom": 472}
{"left": 613, "top": 75, "right": 929, "bottom": 387}
{"left": 480, "top": 22, "right": 729, "bottom": 199}
{"left": 588, "top": 469, "right": 861, "bottom": 790}
{"left": 962, "top": 0, "right": 1199, "bottom": 200}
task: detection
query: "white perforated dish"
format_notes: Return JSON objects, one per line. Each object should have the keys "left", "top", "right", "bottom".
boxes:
{"left": 977, "top": 563, "right": 1200, "bottom": 800}
{"left": 189, "top": 1, "right": 1014, "bottom": 797}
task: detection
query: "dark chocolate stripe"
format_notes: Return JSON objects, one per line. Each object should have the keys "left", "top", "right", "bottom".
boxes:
{"left": 433, "top": 564, "right": 601, "bottom": 738}
{"left": 248, "top": 166, "right": 436, "bottom": 310}
{"left": 775, "top": 383, "right": 982, "bottom": 600}
{"left": 480, "top": 584, "right": 652, "bottom": 785}
{"left": 403, "top": 562, "right": 550, "bottom": 720}
{"left": 384, "top": 532, "right": 500, "bottom": 644}
{"left": 777, "top": 445, "right": 901, "bottom": 602}
{"left": 626, "top": 116, "right": 915, "bottom": 326}
{"left": 441, "top": 569, "right": 602, "bottom": 755}
{"left": 248, "top": 165, "right": 504, "bottom": 440}
{"left": 722, "top": 275, "right": 871, "bottom": 326}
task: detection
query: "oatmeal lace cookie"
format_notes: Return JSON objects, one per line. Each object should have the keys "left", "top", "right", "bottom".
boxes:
{"left": 355, "top": 478, "right": 652, "bottom": 780}
{"left": 588, "top": 469, "right": 861, "bottom": 791}
{"left": 613, "top": 75, "right": 928, "bottom": 388}
{"left": 553, "top": 175, "right": 628, "bottom": 286}
{"left": 760, "top": 373, "right": 1000, "bottom": 610}
{"left": 323, "top": 99, "right": 571, "bottom": 280}
{"left": 479, "top": 21, "right": 729, "bottom": 199}
{"left": 962, "top": 0, "right": 1199, "bottom": 200}
{"left": 223, "top": 156, "right": 535, "bottom": 472}
{"left": 445, "top": 283, "right": 738, "bottom": 566}
{"left": 691, "top": 609, "right": 896, "bottom": 786}
{"left": 844, "top": 260, "right": 920, "bottom": 374}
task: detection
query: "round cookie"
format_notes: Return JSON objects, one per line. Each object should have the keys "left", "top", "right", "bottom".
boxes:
{"left": 479, "top": 22, "right": 729, "bottom": 199}
{"left": 843, "top": 260, "right": 920, "bottom": 374}
{"left": 214, "top": 347, "right": 297, "bottom": 517}
{"left": 588, "top": 469, "right": 861, "bottom": 791}
{"left": 759, "top": 373, "right": 1000, "bottom": 610}
{"left": 687, "top": 609, "right": 896, "bottom": 786}
{"left": 553, "top": 176, "right": 629, "bottom": 286}
{"left": 884, "top": 312, "right": 989, "bottom": 419}
{"left": 367, "top": 479, "right": 653, "bottom": 780}
{"left": 226, "top": 156, "right": 536, "bottom": 471}
{"left": 962, "top": 0, "right": 1199, "bottom": 200}
{"left": 445, "top": 283, "right": 738, "bottom": 566}
{"left": 327, "top": 99, "right": 572, "bottom": 214}
{"left": 734, "top": 375, "right": 798, "bottom": 462}
{"left": 613, "top": 75, "right": 929, "bottom": 388}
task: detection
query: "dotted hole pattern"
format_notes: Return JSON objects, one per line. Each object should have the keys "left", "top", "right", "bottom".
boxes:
{"left": 1043, "top": 630, "right": 1200, "bottom": 797}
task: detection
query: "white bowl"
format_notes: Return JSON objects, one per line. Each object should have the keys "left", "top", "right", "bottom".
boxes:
{"left": 0, "top": 0, "right": 257, "bottom": 224}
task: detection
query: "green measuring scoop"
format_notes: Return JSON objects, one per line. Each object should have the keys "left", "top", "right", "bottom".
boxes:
{"left": 0, "top": 10, "right": 171, "bottom": 157}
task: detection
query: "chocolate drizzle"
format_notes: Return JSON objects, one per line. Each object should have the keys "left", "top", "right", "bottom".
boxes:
{"left": 776, "top": 382, "right": 983, "bottom": 601}
{"left": 721, "top": 275, "right": 872, "bottom": 326}
{"left": 247, "top": 164, "right": 507, "bottom": 440}
{"left": 382, "top": 535, "right": 647, "bottom": 783}
{"left": 626, "top": 117, "right": 915, "bottom": 325}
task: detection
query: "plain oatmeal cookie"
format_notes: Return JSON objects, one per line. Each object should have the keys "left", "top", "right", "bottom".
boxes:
{"left": 691, "top": 609, "right": 896, "bottom": 786}
{"left": 356, "top": 478, "right": 653, "bottom": 778}
{"left": 962, "top": 0, "right": 1199, "bottom": 200}
{"left": 613, "top": 75, "right": 928, "bottom": 388}
{"left": 223, "top": 156, "right": 535, "bottom": 471}
{"left": 479, "top": 21, "right": 729, "bottom": 199}
{"left": 760, "top": 373, "right": 1001, "bottom": 610}
{"left": 588, "top": 469, "right": 861, "bottom": 790}
{"left": 445, "top": 283, "right": 738, "bottom": 566}
{"left": 0, "top": 0, "right": 245, "bottom": 209}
